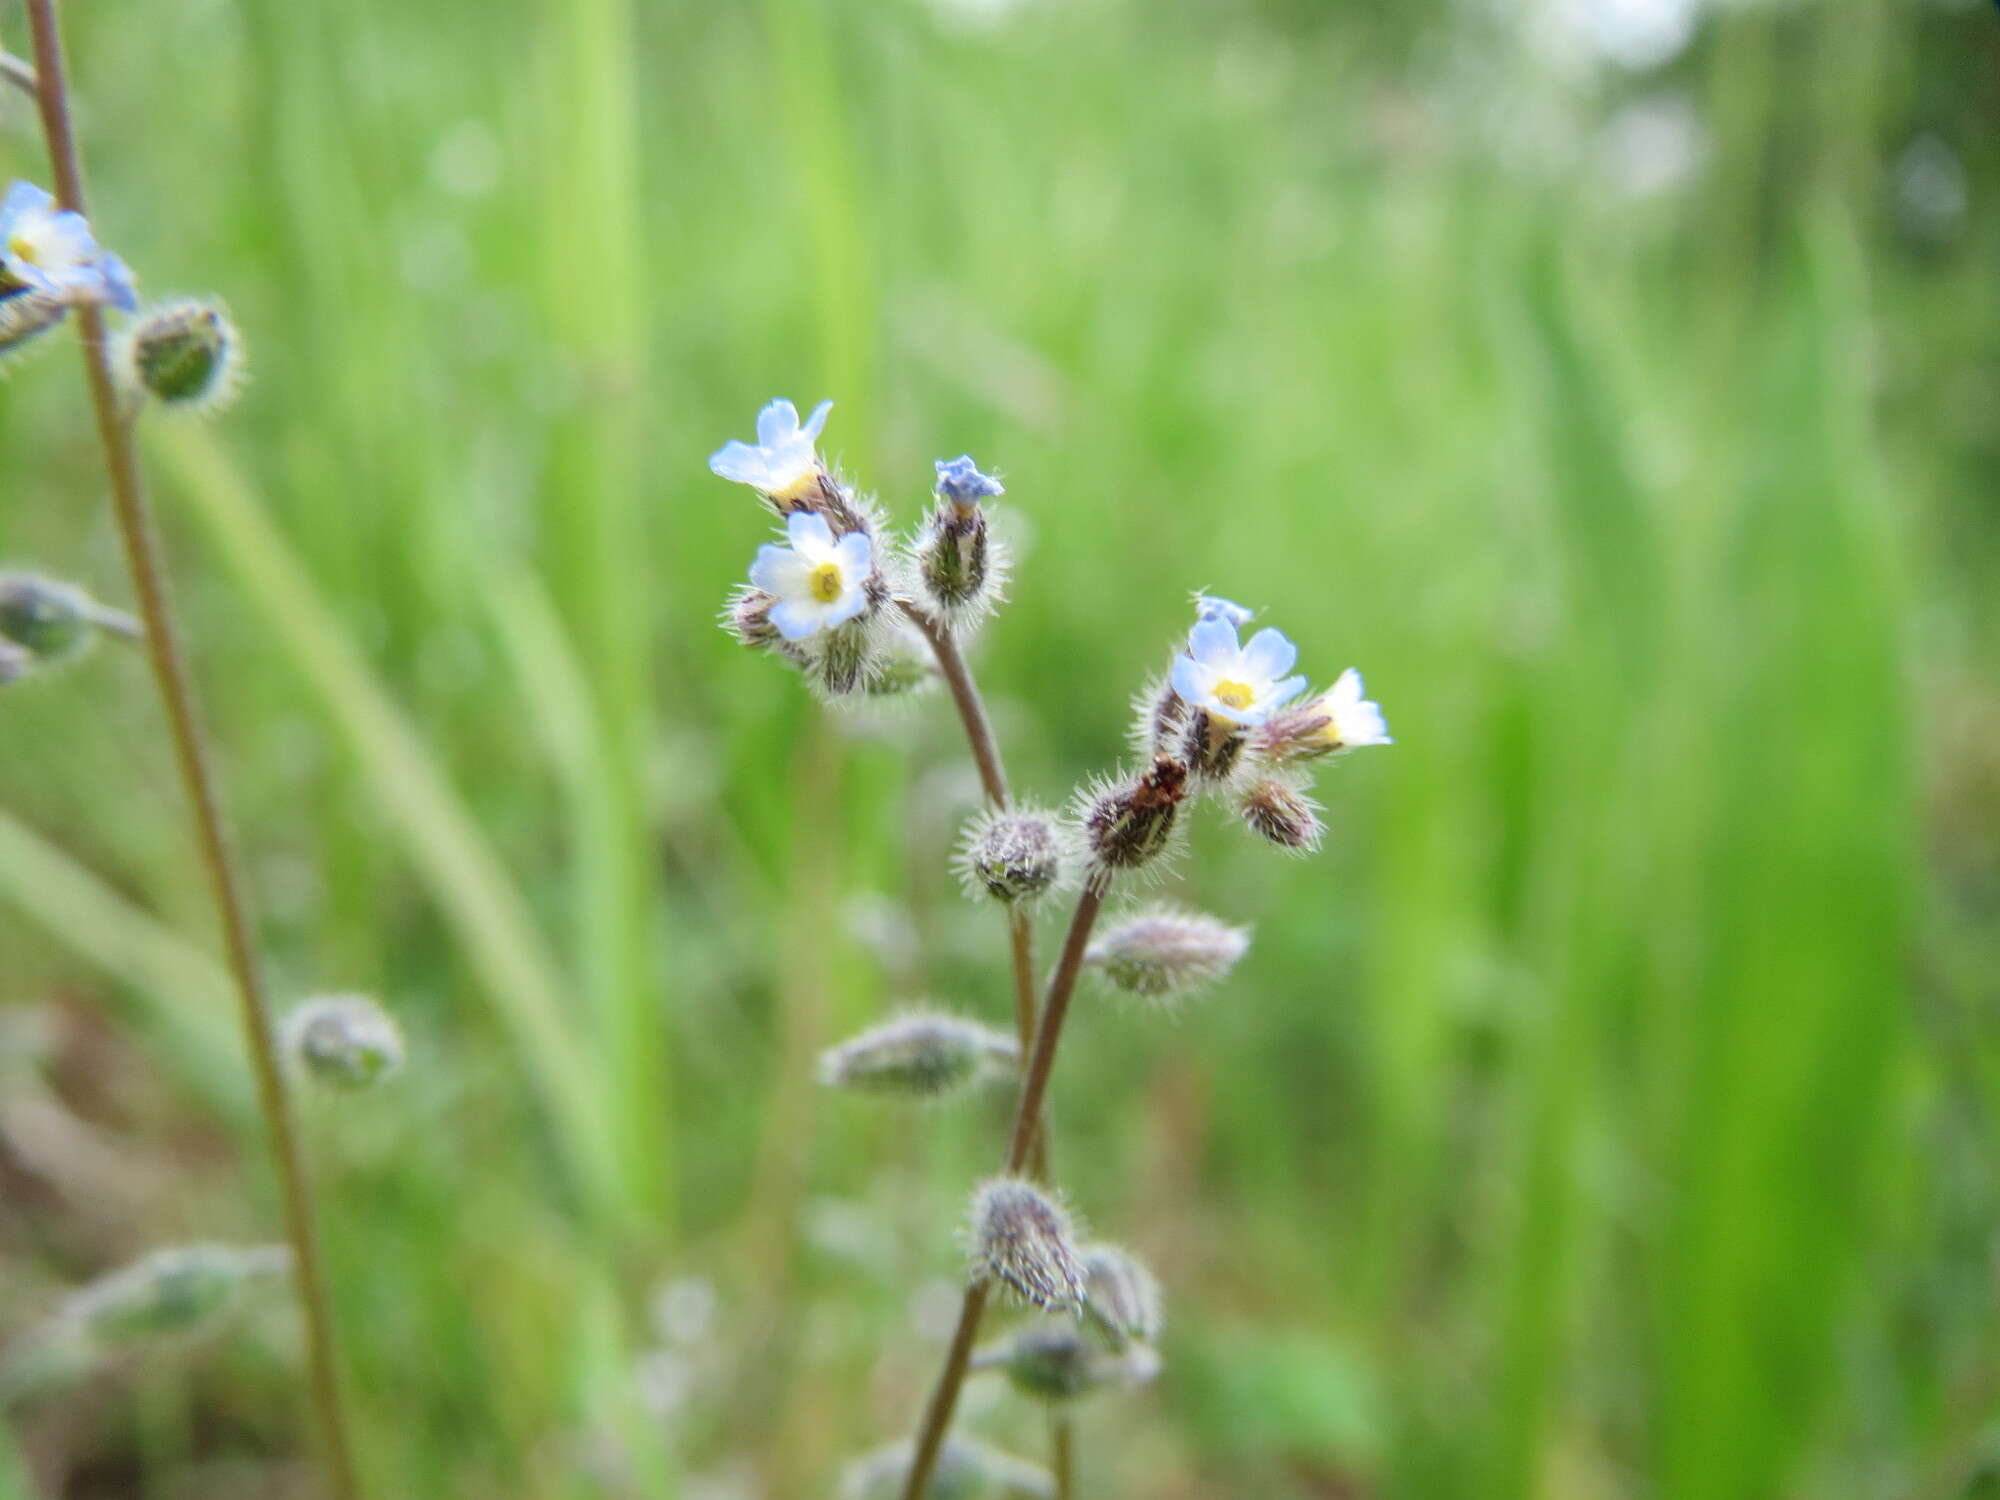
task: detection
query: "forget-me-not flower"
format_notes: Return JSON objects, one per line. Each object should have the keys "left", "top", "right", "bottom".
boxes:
{"left": 0, "top": 182, "right": 136, "bottom": 311}
{"left": 935, "top": 455, "right": 1003, "bottom": 507}
{"left": 1170, "top": 617, "right": 1307, "bottom": 727}
{"left": 1306, "top": 669, "right": 1393, "bottom": 749}
{"left": 747, "top": 511, "right": 874, "bottom": 641}
{"left": 709, "top": 398, "right": 833, "bottom": 502}
{"left": 1192, "top": 595, "right": 1255, "bottom": 630}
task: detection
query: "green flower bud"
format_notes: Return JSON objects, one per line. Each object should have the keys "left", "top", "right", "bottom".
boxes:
{"left": 967, "top": 1177, "right": 1086, "bottom": 1313}
{"left": 121, "top": 299, "right": 243, "bottom": 415}
{"left": 284, "top": 994, "right": 405, "bottom": 1090}
{"left": 1084, "top": 904, "right": 1250, "bottom": 1002}
{"left": 1079, "top": 1243, "right": 1163, "bottom": 1348}
{"left": 973, "top": 1319, "right": 1161, "bottom": 1403}
{"left": 1237, "top": 775, "right": 1324, "bottom": 853}
{"left": 0, "top": 573, "right": 97, "bottom": 663}
{"left": 69, "top": 1244, "right": 292, "bottom": 1344}
{"left": 818, "top": 1011, "right": 1018, "bottom": 1100}
{"left": 955, "top": 807, "right": 1071, "bottom": 906}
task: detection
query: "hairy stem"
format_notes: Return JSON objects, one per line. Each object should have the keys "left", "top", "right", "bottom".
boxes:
{"left": 22, "top": 6, "right": 359, "bottom": 1496}
{"left": 899, "top": 883, "right": 1106, "bottom": 1500}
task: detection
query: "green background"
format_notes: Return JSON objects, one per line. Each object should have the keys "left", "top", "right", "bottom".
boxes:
{"left": 2, "top": 0, "right": 1996, "bottom": 1495}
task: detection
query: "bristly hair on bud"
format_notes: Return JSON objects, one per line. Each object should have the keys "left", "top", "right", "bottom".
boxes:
{"left": 971, "top": 1319, "right": 1162, "bottom": 1403}
{"left": 966, "top": 1177, "right": 1088, "bottom": 1312}
{"left": 66, "top": 1244, "right": 292, "bottom": 1346}
{"left": 817, "top": 1010, "right": 1019, "bottom": 1100}
{"left": 1084, "top": 904, "right": 1251, "bottom": 1003}
{"left": 1079, "top": 1243, "right": 1163, "bottom": 1349}
{"left": 0, "top": 284, "right": 70, "bottom": 363}
{"left": 1128, "top": 673, "right": 1189, "bottom": 760}
{"left": 117, "top": 299, "right": 244, "bottom": 416}
{"left": 1180, "top": 706, "right": 1250, "bottom": 784}
{"left": 840, "top": 1435, "right": 1053, "bottom": 1500}
{"left": 1074, "top": 753, "right": 1191, "bottom": 889}
{"left": 911, "top": 455, "right": 1009, "bottom": 628}
{"left": 1237, "top": 775, "right": 1325, "bottom": 854}
{"left": 954, "top": 806, "right": 1073, "bottom": 906}
{"left": 0, "top": 572, "right": 137, "bottom": 669}
{"left": 283, "top": 994, "right": 406, "bottom": 1090}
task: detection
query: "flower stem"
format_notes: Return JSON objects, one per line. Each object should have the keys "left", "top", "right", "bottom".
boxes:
{"left": 0, "top": 50, "right": 36, "bottom": 98}
{"left": 898, "top": 882, "right": 1106, "bottom": 1500}
{"left": 21, "top": 6, "right": 359, "bottom": 1497}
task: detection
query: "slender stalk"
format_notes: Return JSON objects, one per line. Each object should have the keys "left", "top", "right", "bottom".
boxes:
{"left": 899, "top": 884, "right": 1106, "bottom": 1500}
{"left": 21, "top": 6, "right": 359, "bottom": 1497}
{"left": 1050, "top": 1412, "right": 1074, "bottom": 1500}
{"left": 0, "top": 50, "right": 36, "bottom": 98}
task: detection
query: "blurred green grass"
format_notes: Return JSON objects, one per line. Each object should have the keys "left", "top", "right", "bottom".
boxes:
{"left": 2, "top": 0, "right": 1997, "bottom": 1495}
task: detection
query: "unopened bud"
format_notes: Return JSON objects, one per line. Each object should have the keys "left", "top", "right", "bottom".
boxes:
{"left": 956, "top": 807, "right": 1070, "bottom": 905}
{"left": 723, "top": 587, "right": 780, "bottom": 649}
{"left": 841, "top": 1435, "right": 1051, "bottom": 1500}
{"left": 818, "top": 1011, "right": 1018, "bottom": 1100}
{"left": 973, "top": 1320, "right": 1161, "bottom": 1402}
{"left": 1085, "top": 905, "right": 1249, "bottom": 1001}
{"left": 914, "top": 456, "right": 1007, "bottom": 624}
{"left": 122, "top": 299, "right": 243, "bottom": 415}
{"left": 1180, "top": 707, "right": 1247, "bottom": 782}
{"left": 1077, "top": 755, "right": 1190, "bottom": 883}
{"left": 1237, "top": 776, "right": 1323, "bottom": 853}
{"left": 809, "top": 618, "right": 882, "bottom": 698}
{"left": 1129, "top": 674, "right": 1188, "bottom": 758}
{"left": 0, "top": 285, "right": 68, "bottom": 360}
{"left": 284, "top": 994, "right": 405, "bottom": 1090}
{"left": 69, "top": 1244, "right": 292, "bottom": 1345}
{"left": 1079, "top": 1243, "right": 1163, "bottom": 1348}
{"left": 863, "top": 631, "right": 938, "bottom": 698}
{"left": 967, "top": 1177, "right": 1087, "bottom": 1312}
{"left": 0, "top": 573, "right": 98, "bottom": 664}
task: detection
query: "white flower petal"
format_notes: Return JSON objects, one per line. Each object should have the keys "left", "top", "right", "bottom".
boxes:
{"left": 785, "top": 510, "right": 836, "bottom": 558}
{"left": 1170, "top": 655, "right": 1209, "bottom": 705}
{"left": 710, "top": 440, "right": 770, "bottom": 485}
{"left": 800, "top": 399, "right": 832, "bottom": 441}
{"left": 756, "top": 399, "right": 801, "bottom": 448}
{"left": 769, "top": 598, "right": 827, "bottom": 641}
{"left": 1329, "top": 668, "right": 1363, "bottom": 706}
{"left": 832, "top": 529, "right": 872, "bottom": 577}
{"left": 1187, "top": 617, "right": 1241, "bottom": 667}
{"left": 1267, "top": 674, "right": 1308, "bottom": 711}
{"left": 748, "top": 543, "right": 810, "bottom": 598}
{"left": 1239, "top": 628, "right": 1298, "bottom": 682}
{"left": 821, "top": 586, "right": 868, "bottom": 632}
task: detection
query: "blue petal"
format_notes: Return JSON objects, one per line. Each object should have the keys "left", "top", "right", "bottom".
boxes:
{"left": 96, "top": 253, "right": 136, "bottom": 312}
{"left": 1169, "top": 655, "right": 1205, "bottom": 703}
{"left": 1240, "top": 628, "right": 1297, "bottom": 681}
{"left": 786, "top": 510, "right": 835, "bottom": 552}
{"left": 1268, "top": 674, "right": 1308, "bottom": 709}
{"left": 0, "top": 180, "right": 49, "bottom": 231}
{"left": 756, "top": 398, "right": 800, "bottom": 447}
{"left": 833, "top": 529, "right": 872, "bottom": 576}
{"left": 1187, "top": 616, "right": 1240, "bottom": 666}
{"left": 710, "top": 439, "right": 763, "bottom": 481}
{"left": 768, "top": 599, "right": 823, "bottom": 641}
{"left": 748, "top": 542, "right": 804, "bottom": 595}
{"left": 821, "top": 590, "right": 868, "bottom": 632}
{"left": 1194, "top": 595, "right": 1253, "bottom": 628}
{"left": 800, "top": 399, "right": 833, "bottom": 441}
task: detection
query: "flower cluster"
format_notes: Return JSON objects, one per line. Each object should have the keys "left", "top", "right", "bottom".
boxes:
{"left": 709, "top": 399, "right": 1394, "bottom": 1492}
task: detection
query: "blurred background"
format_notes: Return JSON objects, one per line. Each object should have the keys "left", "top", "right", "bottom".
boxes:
{"left": 1, "top": 0, "right": 1995, "bottom": 1494}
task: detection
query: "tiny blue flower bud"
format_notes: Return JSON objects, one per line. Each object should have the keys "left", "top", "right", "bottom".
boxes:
{"left": 934, "top": 455, "right": 1004, "bottom": 510}
{"left": 955, "top": 807, "right": 1072, "bottom": 906}
{"left": 966, "top": 1177, "right": 1087, "bottom": 1312}
{"left": 1192, "top": 594, "right": 1254, "bottom": 629}
{"left": 120, "top": 299, "right": 244, "bottom": 415}
{"left": 1237, "top": 775, "right": 1324, "bottom": 853}
{"left": 1084, "top": 905, "right": 1250, "bottom": 1002}
{"left": 817, "top": 1010, "right": 1019, "bottom": 1099}
{"left": 1079, "top": 1243, "right": 1163, "bottom": 1348}
{"left": 283, "top": 994, "right": 405, "bottom": 1090}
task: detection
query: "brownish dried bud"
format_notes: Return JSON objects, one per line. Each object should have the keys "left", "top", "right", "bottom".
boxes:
{"left": 1077, "top": 754, "right": 1190, "bottom": 882}
{"left": 966, "top": 1177, "right": 1087, "bottom": 1312}
{"left": 1237, "top": 776, "right": 1324, "bottom": 853}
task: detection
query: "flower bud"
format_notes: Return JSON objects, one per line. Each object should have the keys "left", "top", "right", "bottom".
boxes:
{"left": 808, "top": 616, "right": 887, "bottom": 698}
{"left": 1079, "top": 1243, "right": 1163, "bottom": 1348}
{"left": 841, "top": 1435, "right": 1050, "bottom": 1500}
{"left": 0, "top": 572, "right": 99, "bottom": 664}
{"left": 121, "top": 299, "right": 243, "bottom": 415}
{"left": 1180, "top": 707, "right": 1248, "bottom": 782}
{"left": 1084, "top": 905, "right": 1250, "bottom": 1001}
{"left": 914, "top": 456, "right": 1008, "bottom": 625}
{"left": 955, "top": 807, "right": 1070, "bottom": 906}
{"left": 1237, "top": 776, "right": 1324, "bottom": 853}
{"left": 817, "top": 1011, "right": 1018, "bottom": 1100}
{"left": 973, "top": 1320, "right": 1161, "bottom": 1402}
{"left": 68, "top": 1244, "right": 292, "bottom": 1345}
{"left": 966, "top": 1177, "right": 1087, "bottom": 1312}
{"left": 283, "top": 994, "right": 405, "bottom": 1090}
{"left": 862, "top": 629, "right": 938, "bottom": 698}
{"left": 1076, "top": 754, "right": 1190, "bottom": 884}
{"left": 1128, "top": 674, "right": 1188, "bottom": 758}
{"left": 0, "top": 284, "right": 68, "bottom": 360}
{"left": 722, "top": 587, "right": 781, "bottom": 650}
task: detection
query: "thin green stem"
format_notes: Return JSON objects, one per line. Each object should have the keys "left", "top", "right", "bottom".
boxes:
{"left": 21, "top": 5, "right": 358, "bottom": 1497}
{"left": 899, "top": 883, "right": 1106, "bottom": 1500}
{"left": 1050, "top": 1410, "right": 1074, "bottom": 1500}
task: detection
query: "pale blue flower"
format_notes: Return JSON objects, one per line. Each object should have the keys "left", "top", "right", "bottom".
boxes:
{"left": 0, "top": 181, "right": 137, "bottom": 311}
{"left": 1192, "top": 595, "right": 1254, "bottom": 629}
{"left": 1307, "top": 668, "right": 1393, "bottom": 749}
{"left": 747, "top": 511, "right": 873, "bottom": 641}
{"left": 709, "top": 398, "right": 833, "bottom": 501}
{"left": 1170, "top": 617, "right": 1307, "bottom": 727}
{"left": 935, "top": 455, "right": 1003, "bottom": 506}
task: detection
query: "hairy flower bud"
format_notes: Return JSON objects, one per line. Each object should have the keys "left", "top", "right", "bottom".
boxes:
{"left": 68, "top": 1244, "right": 292, "bottom": 1345}
{"left": 1079, "top": 1243, "right": 1163, "bottom": 1348}
{"left": 0, "top": 284, "right": 68, "bottom": 360}
{"left": 120, "top": 299, "right": 243, "bottom": 415}
{"left": 1130, "top": 674, "right": 1189, "bottom": 758}
{"left": 1076, "top": 754, "right": 1190, "bottom": 884}
{"left": 0, "top": 572, "right": 100, "bottom": 664}
{"left": 1084, "top": 905, "right": 1250, "bottom": 1001}
{"left": 284, "top": 994, "right": 405, "bottom": 1090}
{"left": 1180, "top": 707, "right": 1248, "bottom": 782}
{"left": 913, "top": 456, "right": 1008, "bottom": 625}
{"left": 862, "top": 628, "right": 938, "bottom": 698}
{"left": 967, "top": 1177, "right": 1087, "bottom": 1312}
{"left": 973, "top": 1320, "right": 1161, "bottom": 1402}
{"left": 841, "top": 1435, "right": 1051, "bottom": 1500}
{"left": 818, "top": 1011, "right": 1018, "bottom": 1099}
{"left": 955, "top": 807, "right": 1070, "bottom": 906}
{"left": 1237, "top": 776, "right": 1324, "bottom": 853}
{"left": 722, "top": 586, "right": 782, "bottom": 650}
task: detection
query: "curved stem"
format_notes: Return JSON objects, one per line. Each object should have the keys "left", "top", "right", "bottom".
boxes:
{"left": 21, "top": 6, "right": 359, "bottom": 1497}
{"left": 898, "top": 601, "right": 1009, "bottom": 806}
{"left": 899, "top": 884, "right": 1106, "bottom": 1500}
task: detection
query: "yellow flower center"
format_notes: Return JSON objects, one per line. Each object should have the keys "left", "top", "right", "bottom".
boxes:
{"left": 8, "top": 234, "right": 36, "bottom": 265}
{"left": 1212, "top": 679, "right": 1256, "bottom": 714}
{"left": 808, "top": 561, "right": 845, "bottom": 603}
